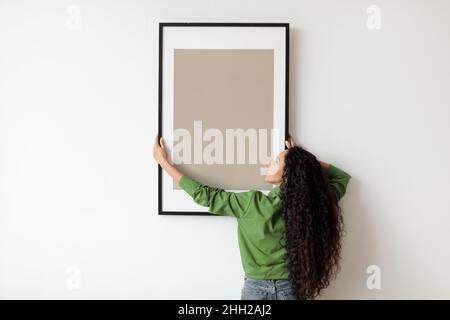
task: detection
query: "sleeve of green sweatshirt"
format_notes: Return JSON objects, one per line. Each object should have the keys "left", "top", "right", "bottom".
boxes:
{"left": 178, "top": 175, "right": 255, "bottom": 218}
{"left": 327, "top": 164, "right": 352, "bottom": 201}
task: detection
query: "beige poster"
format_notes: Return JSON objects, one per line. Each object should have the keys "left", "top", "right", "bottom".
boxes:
{"left": 173, "top": 49, "right": 274, "bottom": 190}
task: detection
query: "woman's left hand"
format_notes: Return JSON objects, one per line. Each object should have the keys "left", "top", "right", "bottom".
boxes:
{"left": 153, "top": 134, "right": 167, "bottom": 165}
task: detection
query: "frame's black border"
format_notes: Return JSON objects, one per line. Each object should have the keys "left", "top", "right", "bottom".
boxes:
{"left": 158, "top": 22, "right": 290, "bottom": 216}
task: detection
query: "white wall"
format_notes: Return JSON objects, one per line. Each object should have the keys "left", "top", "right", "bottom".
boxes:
{"left": 1, "top": 0, "right": 449, "bottom": 299}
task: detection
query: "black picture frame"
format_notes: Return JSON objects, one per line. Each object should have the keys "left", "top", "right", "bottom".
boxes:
{"left": 158, "top": 22, "right": 290, "bottom": 215}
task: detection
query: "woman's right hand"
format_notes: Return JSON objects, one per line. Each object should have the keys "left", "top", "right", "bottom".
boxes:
{"left": 285, "top": 133, "right": 296, "bottom": 149}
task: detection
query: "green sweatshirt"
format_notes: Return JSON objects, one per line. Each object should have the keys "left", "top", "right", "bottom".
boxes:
{"left": 178, "top": 164, "right": 352, "bottom": 279}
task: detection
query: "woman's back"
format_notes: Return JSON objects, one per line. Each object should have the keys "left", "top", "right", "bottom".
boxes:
{"left": 178, "top": 163, "right": 351, "bottom": 280}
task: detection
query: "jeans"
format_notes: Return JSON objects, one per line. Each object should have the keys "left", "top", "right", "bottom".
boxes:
{"left": 240, "top": 275, "right": 298, "bottom": 300}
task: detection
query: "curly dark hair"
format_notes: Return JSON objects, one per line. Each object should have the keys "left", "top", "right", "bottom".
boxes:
{"left": 280, "top": 146, "right": 344, "bottom": 299}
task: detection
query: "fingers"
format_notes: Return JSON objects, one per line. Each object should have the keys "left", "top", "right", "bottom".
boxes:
{"left": 154, "top": 134, "right": 166, "bottom": 151}
{"left": 285, "top": 133, "right": 296, "bottom": 148}
{"left": 285, "top": 140, "right": 290, "bottom": 148}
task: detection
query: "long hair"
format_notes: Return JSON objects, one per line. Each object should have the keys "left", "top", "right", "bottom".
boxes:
{"left": 280, "top": 146, "right": 344, "bottom": 299}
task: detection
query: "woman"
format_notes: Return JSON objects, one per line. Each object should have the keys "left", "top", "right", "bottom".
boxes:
{"left": 153, "top": 134, "right": 351, "bottom": 300}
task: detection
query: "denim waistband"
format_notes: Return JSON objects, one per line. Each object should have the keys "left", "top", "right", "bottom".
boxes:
{"left": 244, "top": 275, "right": 295, "bottom": 291}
